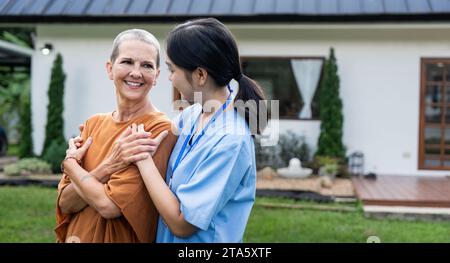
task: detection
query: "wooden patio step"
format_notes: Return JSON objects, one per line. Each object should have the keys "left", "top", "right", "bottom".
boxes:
{"left": 352, "top": 175, "right": 450, "bottom": 208}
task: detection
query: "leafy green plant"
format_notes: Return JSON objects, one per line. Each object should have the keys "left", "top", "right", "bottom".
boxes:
{"left": 41, "top": 140, "right": 66, "bottom": 174}
{"left": 322, "top": 163, "right": 339, "bottom": 175}
{"left": 4, "top": 158, "right": 51, "bottom": 176}
{"left": 0, "top": 72, "right": 34, "bottom": 157}
{"left": 313, "top": 155, "right": 350, "bottom": 178}
{"left": 1, "top": 31, "right": 30, "bottom": 48}
{"left": 42, "top": 53, "right": 66, "bottom": 156}
{"left": 315, "top": 155, "right": 340, "bottom": 167}
{"left": 0, "top": 29, "right": 34, "bottom": 156}
{"left": 0, "top": 28, "right": 33, "bottom": 48}
{"left": 0, "top": 73, "right": 29, "bottom": 142}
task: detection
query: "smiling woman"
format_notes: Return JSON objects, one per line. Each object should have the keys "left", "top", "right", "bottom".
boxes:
{"left": 107, "top": 39, "right": 160, "bottom": 107}
{"left": 55, "top": 29, "right": 177, "bottom": 243}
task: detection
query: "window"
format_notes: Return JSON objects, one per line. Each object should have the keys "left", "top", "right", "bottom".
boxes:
{"left": 241, "top": 57, "right": 324, "bottom": 120}
{"left": 419, "top": 58, "right": 450, "bottom": 170}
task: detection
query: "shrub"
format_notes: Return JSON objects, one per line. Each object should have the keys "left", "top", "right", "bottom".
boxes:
{"left": 278, "top": 130, "right": 310, "bottom": 166}
{"left": 41, "top": 140, "right": 66, "bottom": 173}
{"left": 4, "top": 158, "right": 51, "bottom": 176}
{"left": 254, "top": 131, "right": 311, "bottom": 170}
{"left": 254, "top": 138, "right": 283, "bottom": 170}
{"left": 312, "top": 155, "right": 350, "bottom": 178}
{"left": 315, "top": 155, "right": 340, "bottom": 167}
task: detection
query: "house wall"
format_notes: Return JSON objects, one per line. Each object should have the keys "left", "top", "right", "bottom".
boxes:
{"left": 32, "top": 23, "right": 450, "bottom": 176}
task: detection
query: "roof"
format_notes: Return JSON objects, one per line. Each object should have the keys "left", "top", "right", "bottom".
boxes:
{"left": 1, "top": 0, "right": 450, "bottom": 23}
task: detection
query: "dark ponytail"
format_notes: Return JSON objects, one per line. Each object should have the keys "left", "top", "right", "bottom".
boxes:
{"left": 234, "top": 74, "right": 267, "bottom": 135}
{"left": 166, "top": 17, "right": 267, "bottom": 135}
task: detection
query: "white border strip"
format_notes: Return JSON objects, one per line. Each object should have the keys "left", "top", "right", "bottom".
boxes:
{"left": 364, "top": 205, "right": 450, "bottom": 215}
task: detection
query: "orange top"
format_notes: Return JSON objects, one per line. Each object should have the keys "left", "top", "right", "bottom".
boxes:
{"left": 55, "top": 112, "right": 177, "bottom": 243}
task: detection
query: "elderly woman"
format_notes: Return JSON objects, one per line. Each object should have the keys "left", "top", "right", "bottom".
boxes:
{"left": 55, "top": 29, "right": 177, "bottom": 243}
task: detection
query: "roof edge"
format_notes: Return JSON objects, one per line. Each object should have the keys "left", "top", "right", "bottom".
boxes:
{"left": 2, "top": 14, "right": 450, "bottom": 24}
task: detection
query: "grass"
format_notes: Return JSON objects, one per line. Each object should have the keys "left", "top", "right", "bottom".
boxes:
{"left": 0, "top": 186, "right": 57, "bottom": 242}
{"left": 0, "top": 186, "right": 449, "bottom": 243}
{"left": 245, "top": 197, "right": 450, "bottom": 243}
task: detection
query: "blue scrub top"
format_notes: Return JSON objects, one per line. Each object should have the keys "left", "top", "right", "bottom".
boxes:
{"left": 156, "top": 103, "right": 257, "bottom": 243}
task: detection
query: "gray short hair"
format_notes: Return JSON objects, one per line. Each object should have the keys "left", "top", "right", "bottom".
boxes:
{"left": 110, "top": 29, "right": 161, "bottom": 67}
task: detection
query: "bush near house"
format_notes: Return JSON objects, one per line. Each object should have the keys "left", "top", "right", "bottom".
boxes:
{"left": 254, "top": 140, "right": 282, "bottom": 170}
{"left": 278, "top": 130, "right": 310, "bottom": 166}
{"left": 41, "top": 140, "right": 67, "bottom": 174}
{"left": 41, "top": 54, "right": 67, "bottom": 173}
{"left": 4, "top": 158, "right": 52, "bottom": 176}
{"left": 254, "top": 131, "right": 310, "bottom": 170}
{"left": 316, "top": 48, "right": 346, "bottom": 160}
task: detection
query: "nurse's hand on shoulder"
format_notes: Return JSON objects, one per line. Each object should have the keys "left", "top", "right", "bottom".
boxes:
{"left": 131, "top": 123, "right": 168, "bottom": 162}
{"left": 102, "top": 123, "right": 167, "bottom": 172}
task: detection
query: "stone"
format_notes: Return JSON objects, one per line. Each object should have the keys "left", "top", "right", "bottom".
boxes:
{"left": 257, "top": 167, "right": 277, "bottom": 180}
{"left": 320, "top": 176, "right": 333, "bottom": 188}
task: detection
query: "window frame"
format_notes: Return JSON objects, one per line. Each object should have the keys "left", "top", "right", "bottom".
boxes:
{"left": 241, "top": 56, "right": 325, "bottom": 121}
{"left": 172, "top": 56, "right": 326, "bottom": 121}
{"left": 419, "top": 58, "right": 450, "bottom": 170}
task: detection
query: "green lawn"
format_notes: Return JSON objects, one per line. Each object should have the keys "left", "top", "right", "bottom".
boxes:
{"left": 245, "top": 197, "right": 450, "bottom": 243}
{"left": 0, "top": 186, "right": 57, "bottom": 242}
{"left": 0, "top": 186, "right": 449, "bottom": 243}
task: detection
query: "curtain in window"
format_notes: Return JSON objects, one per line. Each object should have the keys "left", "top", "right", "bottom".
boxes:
{"left": 290, "top": 59, "right": 323, "bottom": 119}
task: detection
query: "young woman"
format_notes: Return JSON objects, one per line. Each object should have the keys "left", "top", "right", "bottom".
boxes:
{"left": 56, "top": 29, "right": 177, "bottom": 243}
{"left": 133, "top": 18, "right": 266, "bottom": 242}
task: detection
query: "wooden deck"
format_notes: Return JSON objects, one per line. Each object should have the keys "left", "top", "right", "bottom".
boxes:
{"left": 352, "top": 175, "right": 450, "bottom": 208}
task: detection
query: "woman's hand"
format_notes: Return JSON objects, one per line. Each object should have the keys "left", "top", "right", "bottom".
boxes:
{"left": 102, "top": 123, "right": 167, "bottom": 173}
{"left": 65, "top": 136, "right": 93, "bottom": 163}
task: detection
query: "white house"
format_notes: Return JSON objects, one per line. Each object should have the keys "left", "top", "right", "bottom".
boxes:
{"left": 1, "top": 0, "right": 450, "bottom": 176}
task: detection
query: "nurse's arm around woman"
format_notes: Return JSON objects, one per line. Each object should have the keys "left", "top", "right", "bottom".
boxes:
{"left": 134, "top": 124, "right": 197, "bottom": 237}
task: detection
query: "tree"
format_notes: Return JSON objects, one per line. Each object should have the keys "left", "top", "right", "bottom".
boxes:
{"left": 316, "top": 48, "right": 346, "bottom": 159}
{"left": 42, "top": 53, "right": 66, "bottom": 156}
{"left": 0, "top": 28, "right": 34, "bottom": 157}
{"left": 18, "top": 81, "right": 33, "bottom": 158}
{"left": 0, "top": 73, "right": 33, "bottom": 157}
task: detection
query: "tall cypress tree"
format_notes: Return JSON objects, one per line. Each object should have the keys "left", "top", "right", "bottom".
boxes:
{"left": 316, "top": 48, "right": 346, "bottom": 159}
{"left": 18, "top": 80, "right": 33, "bottom": 158}
{"left": 42, "top": 53, "right": 66, "bottom": 156}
